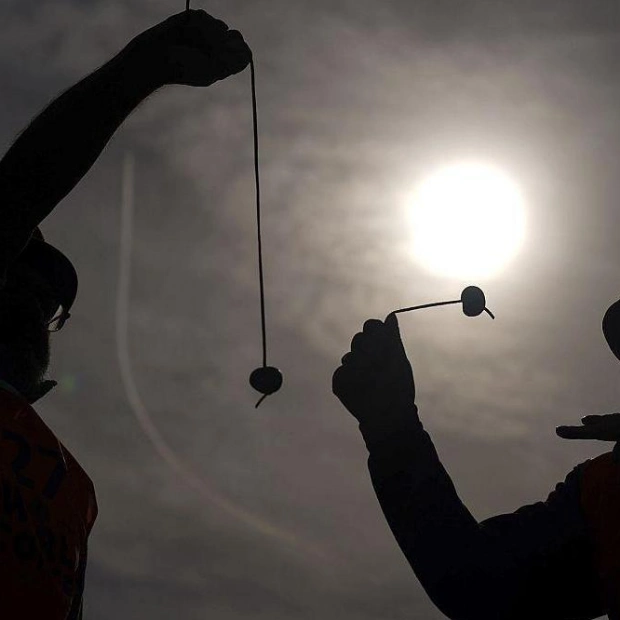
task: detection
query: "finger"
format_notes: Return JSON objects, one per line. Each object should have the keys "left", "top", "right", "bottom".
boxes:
{"left": 351, "top": 332, "right": 367, "bottom": 353}
{"left": 341, "top": 352, "right": 353, "bottom": 365}
{"left": 219, "top": 39, "right": 252, "bottom": 74}
{"left": 384, "top": 312, "right": 407, "bottom": 356}
{"left": 206, "top": 31, "right": 251, "bottom": 77}
{"left": 556, "top": 426, "right": 587, "bottom": 439}
{"left": 164, "top": 10, "right": 228, "bottom": 37}
{"left": 332, "top": 365, "right": 356, "bottom": 396}
{"left": 362, "top": 319, "right": 395, "bottom": 362}
{"left": 167, "top": 48, "right": 218, "bottom": 85}
{"left": 223, "top": 31, "right": 252, "bottom": 58}
{"left": 182, "top": 12, "right": 230, "bottom": 52}
{"left": 169, "top": 47, "right": 240, "bottom": 85}
{"left": 192, "top": 10, "right": 229, "bottom": 34}
{"left": 581, "top": 413, "right": 620, "bottom": 425}
{"left": 224, "top": 29, "right": 247, "bottom": 46}
{"left": 363, "top": 319, "right": 383, "bottom": 335}
{"left": 384, "top": 312, "right": 401, "bottom": 338}
{"left": 556, "top": 426, "right": 598, "bottom": 439}
{"left": 556, "top": 425, "right": 619, "bottom": 441}
{"left": 350, "top": 331, "right": 382, "bottom": 361}
{"left": 349, "top": 336, "right": 381, "bottom": 369}
{"left": 582, "top": 415, "right": 605, "bottom": 425}
{"left": 332, "top": 366, "right": 345, "bottom": 395}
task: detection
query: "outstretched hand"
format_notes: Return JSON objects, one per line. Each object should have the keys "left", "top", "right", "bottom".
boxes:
{"left": 332, "top": 314, "right": 418, "bottom": 437}
{"left": 557, "top": 414, "right": 620, "bottom": 442}
{"left": 125, "top": 10, "right": 252, "bottom": 88}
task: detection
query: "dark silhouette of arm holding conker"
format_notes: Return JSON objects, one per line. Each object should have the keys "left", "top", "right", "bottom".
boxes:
{"left": 333, "top": 315, "right": 603, "bottom": 619}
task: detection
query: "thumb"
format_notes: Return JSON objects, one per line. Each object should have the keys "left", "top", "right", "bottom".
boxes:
{"left": 385, "top": 311, "right": 399, "bottom": 330}
{"left": 384, "top": 312, "right": 407, "bottom": 354}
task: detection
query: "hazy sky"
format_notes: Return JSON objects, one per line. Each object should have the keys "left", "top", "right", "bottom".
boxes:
{"left": 2, "top": 1, "right": 620, "bottom": 618}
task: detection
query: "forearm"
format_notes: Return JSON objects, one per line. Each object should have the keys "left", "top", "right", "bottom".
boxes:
{"left": 365, "top": 413, "right": 601, "bottom": 619}
{"left": 365, "top": 413, "right": 500, "bottom": 618}
{"left": 370, "top": 445, "right": 519, "bottom": 619}
{"left": 0, "top": 43, "right": 161, "bottom": 231}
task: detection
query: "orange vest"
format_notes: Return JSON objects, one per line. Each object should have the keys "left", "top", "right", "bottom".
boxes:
{"left": 581, "top": 451, "right": 620, "bottom": 619}
{"left": 0, "top": 387, "right": 98, "bottom": 619}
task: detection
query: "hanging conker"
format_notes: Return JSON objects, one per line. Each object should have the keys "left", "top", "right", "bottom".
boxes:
{"left": 249, "top": 366, "right": 283, "bottom": 396}
{"left": 461, "top": 286, "right": 486, "bottom": 317}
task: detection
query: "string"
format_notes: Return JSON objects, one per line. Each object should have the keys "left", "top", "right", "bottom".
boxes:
{"left": 250, "top": 58, "right": 268, "bottom": 370}
{"left": 111, "top": 0, "right": 324, "bottom": 561}
{"left": 185, "top": 1, "right": 270, "bottom": 376}
{"left": 392, "top": 299, "right": 495, "bottom": 319}
{"left": 393, "top": 300, "right": 461, "bottom": 315}
{"left": 116, "top": 153, "right": 314, "bottom": 552}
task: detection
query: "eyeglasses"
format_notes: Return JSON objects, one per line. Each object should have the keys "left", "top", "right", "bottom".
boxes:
{"left": 44, "top": 306, "right": 70, "bottom": 332}
{"left": 1, "top": 269, "right": 71, "bottom": 333}
{"left": 28, "top": 282, "right": 68, "bottom": 332}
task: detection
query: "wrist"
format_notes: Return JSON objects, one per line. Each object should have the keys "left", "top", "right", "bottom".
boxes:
{"left": 115, "top": 43, "right": 168, "bottom": 94}
{"left": 359, "top": 403, "right": 423, "bottom": 453}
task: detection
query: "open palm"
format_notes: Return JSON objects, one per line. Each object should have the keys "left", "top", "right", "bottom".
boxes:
{"left": 557, "top": 413, "right": 620, "bottom": 441}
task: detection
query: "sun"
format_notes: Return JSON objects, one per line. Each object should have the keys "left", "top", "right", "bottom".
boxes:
{"left": 409, "top": 162, "right": 526, "bottom": 280}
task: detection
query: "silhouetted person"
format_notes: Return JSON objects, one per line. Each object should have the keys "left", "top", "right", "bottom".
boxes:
{"left": 0, "top": 11, "right": 250, "bottom": 619}
{"left": 333, "top": 314, "right": 620, "bottom": 620}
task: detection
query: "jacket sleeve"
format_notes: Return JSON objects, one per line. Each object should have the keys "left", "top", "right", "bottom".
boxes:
{"left": 365, "top": 409, "right": 604, "bottom": 620}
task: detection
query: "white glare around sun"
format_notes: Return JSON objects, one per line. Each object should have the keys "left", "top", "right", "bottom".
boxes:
{"left": 409, "top": 162, "right": 526, "bottom": 280}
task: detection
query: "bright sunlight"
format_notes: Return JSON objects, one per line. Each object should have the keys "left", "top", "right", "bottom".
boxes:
{"left": 409, "top": 162, "right": 526, "bottom": 280}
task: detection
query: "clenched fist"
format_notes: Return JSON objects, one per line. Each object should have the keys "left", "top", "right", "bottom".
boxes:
{"left": 124, "top": 10, "right": 252, "bottom": 88}
{"left": 332, "top": 314, "right": 419, "bottom": 443}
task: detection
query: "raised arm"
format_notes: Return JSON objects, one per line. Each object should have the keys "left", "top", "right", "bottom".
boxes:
{"left": 0, "top": 9, "right": 250, "bottom": 281}
{"left": 332, "top": 315, "right": 603, "bottom": 619}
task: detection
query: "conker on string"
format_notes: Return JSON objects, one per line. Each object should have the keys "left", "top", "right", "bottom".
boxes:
{"left": 250, "top": 366, "right": 283, "bottom": 396}
{"left": 461, "top": 286, "right": 486, "bottom": 317}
